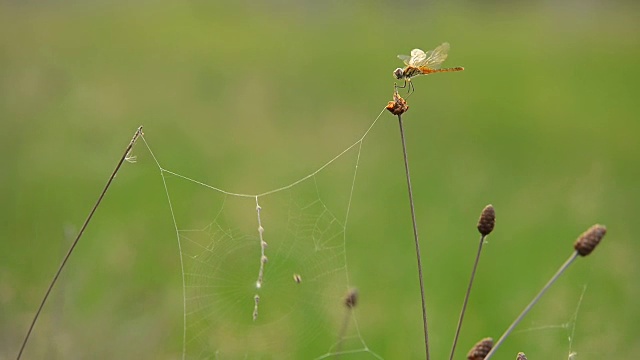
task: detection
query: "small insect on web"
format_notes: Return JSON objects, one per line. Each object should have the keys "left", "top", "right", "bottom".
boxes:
{"left": 393, "top": 42, "right": 464, "bottom": 94}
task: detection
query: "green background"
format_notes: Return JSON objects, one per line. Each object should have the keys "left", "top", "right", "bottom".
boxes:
{"left": 2, "top": 1, "right": 639, "bottom": 359}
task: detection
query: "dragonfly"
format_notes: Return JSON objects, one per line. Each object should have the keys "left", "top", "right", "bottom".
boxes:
{"left": 393, "top": 42, "right": 464, "bottom": 94}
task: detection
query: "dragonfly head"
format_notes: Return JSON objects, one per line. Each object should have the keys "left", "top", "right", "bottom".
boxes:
{"left": 393, "top": 68, "right": 404, "bottom": 80}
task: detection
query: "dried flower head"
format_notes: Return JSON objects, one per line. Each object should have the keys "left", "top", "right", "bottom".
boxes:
{"left": 477, "top": 204, "right": 496, "bottom": 236}
{"left": 386, "top": 89, "right": 409, "bottom": 116}
{"left": 344, "top": 288, "right": 358, "bottom": 309}
{"left": 516, "top": 352, "right": 528, "bottom": 360}
{"left": 467, "top": 337, "right": 493, "bottom": 360}
{"left": 574, "top": 224, "right": 606, "bottom": 256}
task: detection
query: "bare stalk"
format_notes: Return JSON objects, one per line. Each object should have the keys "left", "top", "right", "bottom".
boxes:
{"left": 450, "top": 204, "right": 495, "bottom": 360}
{"left": 449, "top": 235, "right": 486, "bottom": 360}
{"left": 335, "top": 288, "right": 358, "bottom": 359}
{"left": 397, "top": 114, "right": 430, "bottom": 360}
{"left": 16, "top": 126, "right": 144, "bottom": 360}
{"left": 484, "top": 251, "right": 579, "bottom": 360}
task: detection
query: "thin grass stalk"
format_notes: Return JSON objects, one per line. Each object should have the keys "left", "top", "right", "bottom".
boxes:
{"left": 16, "top": 126, "right": 143, "bottom": 360}
{"left": 484, "top": 251, "right": 579, "bottom": 359}
{"left": 449, "top": 235, "right": 486, "bottom": 360}
{"left": 450, "top": 204, "right": 495, "bottom": 359}
{"left": 396, "top": 114, "right": 430, "bottom": 360}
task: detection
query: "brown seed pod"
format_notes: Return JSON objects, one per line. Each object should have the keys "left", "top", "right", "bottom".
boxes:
{"left": 344, "top": 288, "right": 358, "bottom": 309}
{"left": 467, "top": 337, "right": 493, "bottom": 360}
{"left": 386, "top": 89, "right": 409, "bottom": 116}
{"left": 574, "top": 224, "right": 606, "bottom": 256}
{"left": 477, "top": 204, "right": 496, "bottom": 236}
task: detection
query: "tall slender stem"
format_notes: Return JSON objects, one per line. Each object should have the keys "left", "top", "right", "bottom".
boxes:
{"left": 16, "top": 126, "right": 144, "bottom": 360}
{"left": 484, "top": 251, "right": 580, "bottom": 360}
{"left": 397, "top": 114, "right": 430, "bottom": 360}
{"left": 449, "top": 235, "right": 486, "bottom": 360}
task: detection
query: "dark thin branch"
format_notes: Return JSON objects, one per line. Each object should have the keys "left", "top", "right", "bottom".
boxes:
{"left": 16, "top": 126, "right": 144, "bottom": 360}
{"left": 397, "top": 114, "right": 430, "bottom": 360}
{"left": 449, "top": 235, "right": 486, "bottom": 360}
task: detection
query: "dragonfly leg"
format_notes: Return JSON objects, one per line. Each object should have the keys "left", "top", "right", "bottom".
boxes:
{"left": 407, "top": 80, "right": 414, "bottom": 95}
{"left": 394, "top": 79, "right": 414, "bottom": 94}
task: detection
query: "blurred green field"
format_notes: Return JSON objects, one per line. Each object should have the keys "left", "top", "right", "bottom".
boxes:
{"left": 2, "top": 1, "right": 639, "bottom": 359}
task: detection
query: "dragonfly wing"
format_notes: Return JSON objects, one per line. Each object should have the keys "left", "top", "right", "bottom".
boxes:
{"left": 408, "top": 48, "right": 428, "bottom": 66}
{"left": 397, "top": 54, "right": 412, "bottom": 66}
{"left": 420, "top": 42, "right": 450, "bottom": 69}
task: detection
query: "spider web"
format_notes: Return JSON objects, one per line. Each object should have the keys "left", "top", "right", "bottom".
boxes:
{"left": 139, "top": 109, "right": 386, "bottom": 359}
{"left": 512, "top": 284, "right": 588, "bottom": 360}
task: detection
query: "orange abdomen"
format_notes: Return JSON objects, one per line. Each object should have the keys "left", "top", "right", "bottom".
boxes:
{"left": 419, "top": 66, "right": 465, "bottom": 74}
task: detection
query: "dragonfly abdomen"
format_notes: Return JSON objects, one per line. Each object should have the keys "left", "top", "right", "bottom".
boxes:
{"left": 424, "top": 66, "right": 465, "bottom": 74}
{"left": 404, "top": 66, "right": 464, "bottom": 78}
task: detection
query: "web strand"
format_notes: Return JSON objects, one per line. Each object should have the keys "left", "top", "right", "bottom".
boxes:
{"left": 139, "top": 108, "right": 387, "bottom": 359}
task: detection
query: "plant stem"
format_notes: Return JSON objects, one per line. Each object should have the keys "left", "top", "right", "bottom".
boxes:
{"left": 397, "top": 114, "right": 430, "bottom": 360}
{"left": 449, "top": 235, "right": 486, "bottom": 360}
{"left": 484, "top": 251, "right": 580, "bottom": 360}
{"left": 16, "top": 126, "right": 144, "bottom": 360}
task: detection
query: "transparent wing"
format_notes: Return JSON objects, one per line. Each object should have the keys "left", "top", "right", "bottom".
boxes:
{"left": 408, "top": 48, "right": 427, "bottom": 66}
{"left": 397, "top": 54, "right": 412, "bottom": 66}
{"left": 413, "top": 42, "right": 450, "bottom": 69}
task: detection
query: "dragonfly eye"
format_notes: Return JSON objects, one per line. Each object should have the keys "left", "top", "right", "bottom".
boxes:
{"left": 393, "top": 68, "right": 404, "bottom": 80}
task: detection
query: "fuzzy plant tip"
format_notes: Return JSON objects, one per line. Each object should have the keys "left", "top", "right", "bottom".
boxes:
{"left": 467, "top": 337, "right": 493, "bottom": 360}
{"left": 477, "top": 204, "right": 496, "bottom": 236}
{"left": 344, "top": 288, "right": 358, "bottom": 309}
{"left": 386, "top": 89, "right": 409, "bottom": 116}
{"left": 516, "top": 352, "right": 528, "bottom": 360}
{"left": 574, "top": 224, "right": 606, "bottom": 256}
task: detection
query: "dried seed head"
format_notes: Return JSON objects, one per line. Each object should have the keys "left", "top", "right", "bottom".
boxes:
{"left": 344, "top": 288, "right": 358, "bottom": 309}
{"left": 477, "top": 204, "right": 496, "bottom": 236}
{"left": 467, "top": 337, "right": 493, "bottom": 360}
{"left": 386, "top": 89, "right": 409, "bottom": 116}
{"left": 574, "top": 224, "right": 606, "bottom": 256}
{"left": 516, "top": 352, "right": 528, "bottom": 360}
